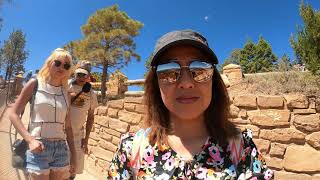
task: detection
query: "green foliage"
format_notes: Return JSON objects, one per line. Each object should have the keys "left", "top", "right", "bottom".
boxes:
{"left": 91, "top": 72, "right": 102, "bottom": 82}
{"left": 65, "top": 4, "right": 143, "bottom": 104}
{"left": 290, "top": 1, "right": 320, "bottom": 75}
{"left": 144, "top": 54, "right": 153, "bottom": 77}
{"left": 277, "top": 54, "right": 292, "bottom": 72}
{"left": 220, "top": 49, "right": 241, "bottom": 72}
{"left": 1, "top": 29, "right": 28, "bottom": 82}
{"left": 227, "top": 37, "right": 277, "bottom": 74}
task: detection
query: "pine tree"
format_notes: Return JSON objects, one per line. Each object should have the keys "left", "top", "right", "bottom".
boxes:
{"left": 290, "top": 2, "right": 320, "bottom": 75}
{"left": 65, "top": 5, "right": 143, "bottom": 104}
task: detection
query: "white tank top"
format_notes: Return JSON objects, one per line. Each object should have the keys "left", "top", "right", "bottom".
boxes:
{"left": 29, "top": 81, "right": 69, "bottom": 139}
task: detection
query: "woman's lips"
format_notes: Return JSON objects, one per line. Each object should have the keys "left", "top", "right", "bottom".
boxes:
{"left": 176, "top": 96, "right": 200, "bottom": 104}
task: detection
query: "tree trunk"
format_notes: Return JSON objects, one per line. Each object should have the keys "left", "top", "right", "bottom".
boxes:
{"left": 101, "top": 63, "right": 108, "bottom": 105}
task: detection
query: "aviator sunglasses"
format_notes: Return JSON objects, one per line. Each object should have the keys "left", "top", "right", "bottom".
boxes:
{"left": 155, "top": 60, "right": 214, "bottom": 84}
{"left": 53, "top": 60, "right": 71, "bottom": 70}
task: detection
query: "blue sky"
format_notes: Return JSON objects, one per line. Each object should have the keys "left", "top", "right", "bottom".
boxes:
{"left": 1, "top": 0, "right": 319, "bottom": 90}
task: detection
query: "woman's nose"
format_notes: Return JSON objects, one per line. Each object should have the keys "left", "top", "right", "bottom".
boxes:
{"left": 177, "top": 69, "right": 194, "bottom": 89}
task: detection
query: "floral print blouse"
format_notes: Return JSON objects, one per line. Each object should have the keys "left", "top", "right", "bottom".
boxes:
{"left": 108, "top": 129, "right": 273, "bottom": 180}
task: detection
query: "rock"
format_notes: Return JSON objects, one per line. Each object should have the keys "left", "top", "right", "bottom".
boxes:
{"left": 284, "top": 145, "right": 320, "bottom": 172}
{"left": 275, "top": 171, "right": 311, "bottom": 180}
{"left": 248, "top": 110, "right": 290, "bottom": 127}
{"left": 306, "top": 132, "right": 320, "bottom": 149}
{"left": 257, "top": 95, "right": 284, "bottom": 109}
{"left": 293, "top": 114, "right": 320, "bottom": 132}
{"left": 285, "top": 94, "right": 309, "bottom": 109}
{"left": 269, "top": 143, "right": 287, "bottom": 158}
{"left": 234, "top": 95, "right": 257, "bottom": 108}
{"left": 259, "top": 128, "right": 305, "bottom": 143}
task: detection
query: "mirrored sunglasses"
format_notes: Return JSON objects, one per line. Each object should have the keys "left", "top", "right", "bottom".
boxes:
{"left": 76, "top": 73, "right": 88, "bottom": 78}
{"left": 54, "top": 60, "right": 71, "bottom": 70}
{"left": 155, "top": 60, "right": 214, "bottom": 84}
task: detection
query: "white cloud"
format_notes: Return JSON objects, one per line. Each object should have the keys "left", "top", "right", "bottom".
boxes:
{"left": 204, "top": 16, "right": 209, "bottom": 21}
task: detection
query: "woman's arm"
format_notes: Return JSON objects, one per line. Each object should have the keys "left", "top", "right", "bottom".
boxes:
{"left": 8, "top": 79, "right": 44, "bottom": 152}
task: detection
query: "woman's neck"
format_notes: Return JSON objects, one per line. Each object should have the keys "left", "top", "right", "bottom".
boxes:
{"left": 169, "top": 114, "right": 209, "bottom": 139}
{"left": 47, "top": 78, "right": 62, "bottom": 87}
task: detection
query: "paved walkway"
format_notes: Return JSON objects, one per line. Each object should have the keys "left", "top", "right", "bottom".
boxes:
{"left": 0, "top": 93, "right": 99, "bottom": 180}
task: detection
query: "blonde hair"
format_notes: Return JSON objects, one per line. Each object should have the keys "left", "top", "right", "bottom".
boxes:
{"left": 38, "top": 48, "right": 74, "bottom": 88}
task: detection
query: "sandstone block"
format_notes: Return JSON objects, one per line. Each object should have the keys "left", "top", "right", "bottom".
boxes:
{"left": 269, "top": 143, "right": 287, "bottom": 158}
{"left": 257, "top": 95, "right": 284, "bottom": 109}
{"left": 96, "top": 106, "right": 108, "bottom": 116}
{"left": 248, "top": 110, "right": 290, "bottom": 127}
{"left": 104, "top": 128, "right": 122, "bottom": 137}
{"left": 100, "top": 130, "right": 112, "bottom": 141}
{"left": 90, "top": 132, "right": 100, "bottom": 141}
{"left": 312, "top": 175, "right": 320, "bottom": 180}
{"left": 260, "top": 128, "right": 305, "bottom": 143}
{"left": 239, "top": 109, "right": 247, "bottom": 118}
{"left": 264, "top": 156, "right": 283, "bottom": 170}
{"left": 294, "top": 114, "right": 320, "bottom": 132}
{"left": 88, "top": 139, "right": 98, "bottom": 146}
{"left": 234, "top": 95, "right": 257, "bottom": 108}
{"left": 124, "top": 96, "right": 144, "bottom": 104}
{"left": 91, "top": 147, "right": 114, "bottom": 161}
{"left": 108, "top": 118, "right": 129, "bottom": 133}
{"left": 230, "top": 118, "right": 250, "bottom": 125}
{"left": 253, "top": 138, "right": 270, "bottom": 154}
{"left": 293, "top": 109, "right": 316, "bottom": 114}
{"left": 284, "top": 145, "right": 320, "bottom": 172}
{"left": 124, "top": 103, "right": 135, "bottom": 112}
{"left": 275, "top": 171, "right": 311, "bottom": 180}
{"left": 99, "top": 139, "right": 118, "bottom": 152}
{"left": 107, "top": 108, "right": 119, "bottom": 118}
{"left": 135, "top": 104, "right": 146, "bottom": 114}
{"left": 306, "top": 132, "right": 320, "bottom": 149}
{"left": 118, "top": 110, "right": 142, "bottom": 124}
{"left": 95, "top": 115, "right": 109, "bottom": 127}
{"left": 285, "top": 94, "right": 309, "bottom": 109}
{"left": 108, "top": 99, "right": 124, "bottom": 109}
{"left": 112, "top": 136, "right": 120, "bottom": 145}
{"left": 229, "top": 104, "right": 240, "bottom": 118}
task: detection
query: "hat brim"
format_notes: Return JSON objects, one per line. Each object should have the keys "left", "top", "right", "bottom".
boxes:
{"left": 150, "top": 39, "right": 218, "bottom": 66}
{"left": 75, "top": 68, "right": 89, "bottom": 75}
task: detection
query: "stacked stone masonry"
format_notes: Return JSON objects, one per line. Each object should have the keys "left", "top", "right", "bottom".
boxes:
{"left": 87, "top": 93, "right": 320, "bottom": 179}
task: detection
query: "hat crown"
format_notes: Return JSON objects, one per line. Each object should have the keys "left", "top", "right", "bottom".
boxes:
{"left": 155, "top": 29, "right": 209, "bottom": 52}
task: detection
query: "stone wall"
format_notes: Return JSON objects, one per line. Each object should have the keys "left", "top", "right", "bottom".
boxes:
{"left": 84, "top": 95, "right": 145, "bottom": 179}
{"left": 85, "top": 92, "right": 320, "bottom": 179}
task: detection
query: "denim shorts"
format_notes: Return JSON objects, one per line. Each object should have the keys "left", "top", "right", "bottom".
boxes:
{"left": 26, "top": 139, "right": 70, "bottom": 175}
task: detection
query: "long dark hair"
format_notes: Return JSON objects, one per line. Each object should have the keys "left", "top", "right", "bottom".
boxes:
{"left": 144, "top": 59, "right": 238, "bottom": 147}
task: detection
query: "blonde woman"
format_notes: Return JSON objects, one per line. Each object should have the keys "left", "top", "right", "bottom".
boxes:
{"left": 9, "top": 48, "right": 76, "bottom": 180}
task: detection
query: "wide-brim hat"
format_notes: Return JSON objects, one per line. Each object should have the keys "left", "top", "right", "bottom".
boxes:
{"left": 150, "top": 29, "right": 218, "bottom": 66}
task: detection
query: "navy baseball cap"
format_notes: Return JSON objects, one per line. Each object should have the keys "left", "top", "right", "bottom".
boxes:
{"left": 150, "top": 29, "right": 218, "bottom": 66}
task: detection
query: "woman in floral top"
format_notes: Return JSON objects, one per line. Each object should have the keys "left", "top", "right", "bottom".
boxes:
{"left": 108, "top": 29, "right": 273, "bottom": 179}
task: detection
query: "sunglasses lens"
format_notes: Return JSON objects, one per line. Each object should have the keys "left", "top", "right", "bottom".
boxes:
{"left": 64, "top": 63, "right": 71, "bottom": 70}
{"left": 156, "top": 62, "right": 181, "bottom": 84}
{"left": 189, "top": 61, "right": 214, "bottom": 82}
{"left": 76, "top": 73, "right": 87, "bottom": 78}
{"left": 54, "top": 60, "right": 62, "bottom": 67}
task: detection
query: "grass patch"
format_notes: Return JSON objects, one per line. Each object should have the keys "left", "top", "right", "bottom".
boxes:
{"left": 228, "top": 71, "right": 320, "bottom": 97}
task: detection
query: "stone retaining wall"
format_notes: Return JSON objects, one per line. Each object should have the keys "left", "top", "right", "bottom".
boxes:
{"left": 85, "top": 92, "right": 320, "bottom": 179}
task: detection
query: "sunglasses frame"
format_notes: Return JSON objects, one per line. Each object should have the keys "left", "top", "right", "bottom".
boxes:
{"left": 154, "top": 60, "right": 214, "bottom": 84}
{"left": 53, "top": 60, "right": 71, "bottom": 70}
